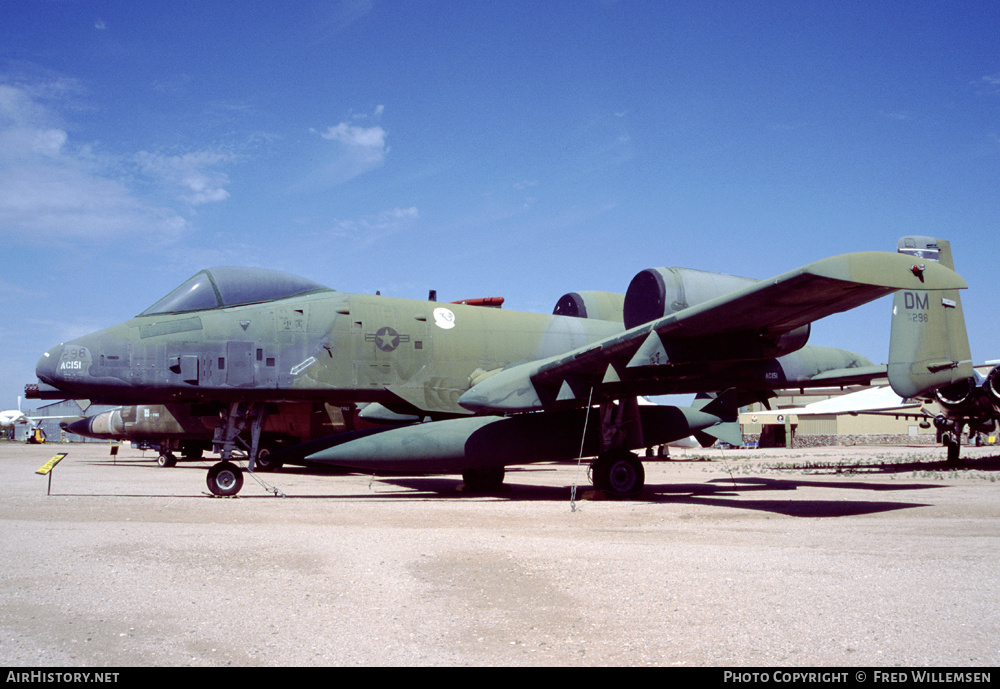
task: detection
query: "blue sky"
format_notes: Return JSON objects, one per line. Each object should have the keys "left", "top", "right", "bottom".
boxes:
{"left": 2, "top": 0, "right": 998, "bottom": 410}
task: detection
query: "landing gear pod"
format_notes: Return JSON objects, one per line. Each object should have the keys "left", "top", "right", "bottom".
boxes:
{"left": 461, "top": 467, "right": 506, "bottom": 492}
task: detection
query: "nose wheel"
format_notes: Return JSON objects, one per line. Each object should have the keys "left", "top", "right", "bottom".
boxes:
{"left": 206, "top": 461, "right": 244, "bottom": 497}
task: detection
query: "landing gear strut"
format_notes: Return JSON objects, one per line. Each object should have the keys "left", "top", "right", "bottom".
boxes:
{"left": 204, "top": 402, "right": 265, "bottom": 497}
{"left": 935, "top": 414, "right": 965, "bottom": 464}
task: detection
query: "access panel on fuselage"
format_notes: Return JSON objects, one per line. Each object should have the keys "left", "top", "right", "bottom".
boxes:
{"left": 351, "top": 298, "right": 431, "bottom": 387}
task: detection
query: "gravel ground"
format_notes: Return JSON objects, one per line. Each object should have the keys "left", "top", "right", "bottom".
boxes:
{"left": 1, "top": 441, "right": 998, "bottom": 667}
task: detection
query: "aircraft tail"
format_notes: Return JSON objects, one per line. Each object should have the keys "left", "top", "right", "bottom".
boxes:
{"left": 888, "top": 236, "right": 974, "bottom": 399}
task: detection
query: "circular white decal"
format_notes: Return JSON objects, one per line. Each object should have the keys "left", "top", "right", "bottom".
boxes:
{"left": 433, "top": 307, "right": 456, "bottom": 330}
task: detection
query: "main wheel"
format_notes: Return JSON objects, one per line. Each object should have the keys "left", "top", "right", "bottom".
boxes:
{"left": 157, "top": 452, "right": 177, "bottom": 468}
{"left": 461, "top": 467, "right": 506, "bottom": 492}
{"left": 254, "top": 447, "right": 283, "bottom": 472}
{"left": 945, "top": 436, "right": 961, "bottom": 464}
{"left": 206, "top": 461, "right": 244, "bottom": 497}
{"left": 591, "top": 450, "right": 645, "bottom": 496}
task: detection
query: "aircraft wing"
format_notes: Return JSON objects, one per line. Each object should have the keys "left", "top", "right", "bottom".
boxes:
{"left": 458, "top": 251, "right": 967, "bottom": 413}
{"left": 1, "top": 411, "right": 79, "bottom": 428}
{"left": 751, "top": 386, "right": 920, "bottom": 418}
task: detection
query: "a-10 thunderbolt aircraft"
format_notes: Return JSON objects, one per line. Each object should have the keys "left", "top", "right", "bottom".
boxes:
{"left": 27, "top": 246, "right": 967, "bottom": 497}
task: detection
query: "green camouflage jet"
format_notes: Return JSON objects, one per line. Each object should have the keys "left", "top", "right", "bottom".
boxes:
{"left": 28, "top": 247, "right": 966, "bottom": 496}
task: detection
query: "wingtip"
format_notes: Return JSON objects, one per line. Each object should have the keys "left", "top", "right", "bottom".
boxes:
{"left": 809, "top": 251, "right": 967, "bottom": 291}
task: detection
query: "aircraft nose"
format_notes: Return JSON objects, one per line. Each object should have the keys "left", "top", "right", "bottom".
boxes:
{"left": 35, "top": 341, "right": 94, "bottom": 391}
{"left": 35, "top": 344, "right": 64, "bottom": 386}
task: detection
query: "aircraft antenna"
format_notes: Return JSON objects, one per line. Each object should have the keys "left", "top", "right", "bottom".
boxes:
{"left": 569, "top": 387, "right": 595, "bottom": 512}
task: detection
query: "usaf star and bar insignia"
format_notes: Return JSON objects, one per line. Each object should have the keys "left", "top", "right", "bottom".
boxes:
{"left": 366, "top": 327, "right": 411, "bottom": 352}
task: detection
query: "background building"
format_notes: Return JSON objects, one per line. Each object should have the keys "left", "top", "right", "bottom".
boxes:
{"left": 11, "top": 400, "right": 118, "bottom": 444}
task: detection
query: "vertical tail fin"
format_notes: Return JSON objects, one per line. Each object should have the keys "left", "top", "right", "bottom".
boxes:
{"left": 888, "top": 236, "right": 973, "bottom": 399}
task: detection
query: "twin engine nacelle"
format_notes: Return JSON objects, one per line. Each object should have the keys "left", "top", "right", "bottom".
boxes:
{"left": 625, "top": 266, "right": 810, "bottom": 357}
{"left": 553, "top": 268, "right": 762, "bottom": 327}
{"left": 554, "top": 267, "right": 811, "bottom": 357}
{"left": 935, "top": 365, "right": 1000, "bottom": 414}
{"left": 553, "top": 291, "right": 625, "bottom": 323}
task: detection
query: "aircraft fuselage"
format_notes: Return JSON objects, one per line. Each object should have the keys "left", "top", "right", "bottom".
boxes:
{"left": 34, "top": 291, "right": 622, "bottom": 415}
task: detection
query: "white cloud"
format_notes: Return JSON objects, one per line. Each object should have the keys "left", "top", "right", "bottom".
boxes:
{"left": 325, "top": 206, "right": 418, "bottom": 246}
{"left": 978, "top": 73, "right": 1000, "bottom": 96}
{"left": 0, "top": 125, "right": 67, "bottom": 158}
{"left": 134, "top": 150, "right": 233, "bottom": 206}
{"left": 0, "top": 78, "right": 189, "bottom": 241}
{"left": 0, "top": 163, "right": 186, "bottom": 240}
{"left": 300, "top": 116, "right": 390, "bottom": 188}
{"left": 321, "top": 122, "right": 388, "bottom": 161}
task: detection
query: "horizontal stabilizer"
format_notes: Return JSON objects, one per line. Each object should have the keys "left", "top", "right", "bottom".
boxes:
{"left": 808, "top": 364, "right": 887, "bottom": 385}
{"left": 699, "top": 421, "right": 744, "bottom": 448}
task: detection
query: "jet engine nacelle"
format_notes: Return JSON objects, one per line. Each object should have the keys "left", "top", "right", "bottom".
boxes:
{"left": 553, "top": 291, "right": 625, "bottom": 323}
{"left": 623, "top": 266, "right": 810, "bottom": 356}
{"left": 985, "top": 366, "right": 1000, "bottom": 408}
{"left": 623, "top": 267, "right": 757, "bottom": 329}
{"left": 934, "top": 377, "right": 978, "bottom": 413}
{"left": 935, "top": 365, "right": 1000, "bottom": 413}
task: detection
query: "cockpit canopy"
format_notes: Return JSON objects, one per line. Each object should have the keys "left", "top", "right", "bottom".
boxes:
{"left": 139, "top": 267, "right": 333, "bottom": 316}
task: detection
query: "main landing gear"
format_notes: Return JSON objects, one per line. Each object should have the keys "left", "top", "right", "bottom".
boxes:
{"left": 589, "top": 448, "right": 645, "bottom": 496}
{"left": 934, "top": 414, "right": 970, "bottom": 464}
{"left": 586, "top": 399, "right": 647, "bottom": 497}
{"left": 204, "top": 402, "right": 267, "bottom": 497}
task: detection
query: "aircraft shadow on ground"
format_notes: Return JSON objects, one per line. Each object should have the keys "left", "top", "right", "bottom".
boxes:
{"left": 758, "top": 453, "right": 1000, "bottom": 475}
{"left": 75, "top": 457, "right": 967, "bottom": 517}
{"left": 248, "top": 469, "right": 943, "bottom": 519}
{"left": 644, "top": 476, "right": 938, "bottom": 517}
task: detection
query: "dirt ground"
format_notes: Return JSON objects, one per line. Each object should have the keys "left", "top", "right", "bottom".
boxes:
{"left": 1, "top": 440, "right": 998, "bottom": 667}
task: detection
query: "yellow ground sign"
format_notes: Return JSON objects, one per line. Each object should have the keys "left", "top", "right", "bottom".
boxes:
{"left": 35, "top": 453, "right": 68, "bottom": 476}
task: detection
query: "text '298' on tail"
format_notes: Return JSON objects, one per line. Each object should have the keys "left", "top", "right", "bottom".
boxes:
{"left": 888, "top": 236, "right": 973, "bottom": 399}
